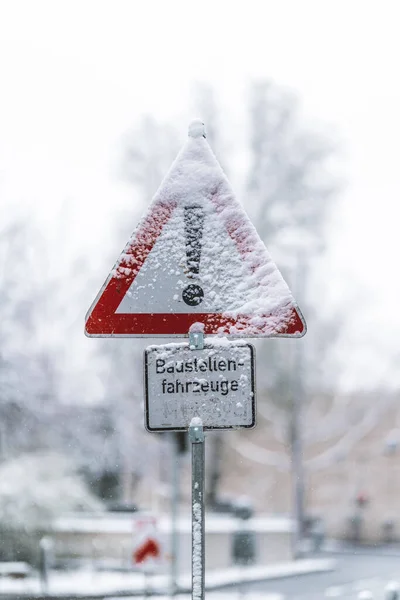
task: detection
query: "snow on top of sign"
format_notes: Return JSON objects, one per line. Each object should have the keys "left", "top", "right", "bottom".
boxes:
{"left": 109, "top": 121, "right": 304, "bottom": 336}
{"left": 189, "top": 321, "right": 205, "bottom": 333}
{"left": 147, "top": 339, "right": 251, "bottom": 359}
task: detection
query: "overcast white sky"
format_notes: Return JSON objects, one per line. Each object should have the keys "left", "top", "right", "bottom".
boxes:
{"left": 1, "top": 0, "right": 399, "bottom": 390}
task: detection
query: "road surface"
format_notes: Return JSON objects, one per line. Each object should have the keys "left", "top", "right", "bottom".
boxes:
{"left": 225, "top": 549, "right": 400, "bottom": 599}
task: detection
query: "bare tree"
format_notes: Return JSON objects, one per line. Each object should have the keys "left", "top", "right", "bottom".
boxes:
{"left": 245, "top": 80, "right": 338, "bottom": 403}
{"left": 243, "top": 80, "right": 339, "bottom": 540}
{"left": 122, "top": 115, "right": 179, "bottom": 200}
{"left": 0, "top": 216, "right": 61, "bottom": 456}
{"left": 88, "top": 116, "right": 183, "bottom": 505}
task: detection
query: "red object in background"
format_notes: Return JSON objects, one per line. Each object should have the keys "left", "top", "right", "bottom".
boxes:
{"left": 356, "top": 492, "right": 369, "bottom": 507}
{"left": 133, "top": 538, "right": 161, "bottom": 564}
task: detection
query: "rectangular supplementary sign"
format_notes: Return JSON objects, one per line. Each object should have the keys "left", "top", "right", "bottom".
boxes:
{"left": 144, "top": 341, "right": 256, "bottom": 431}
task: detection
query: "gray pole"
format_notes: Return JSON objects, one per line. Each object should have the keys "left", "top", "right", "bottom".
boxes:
{"left": 291, "top": 253, "right": 306, "bottom": 559}
{"left": 291, "top": 338, "right": 305, "bottom": 558}
{"left": 170, "top": 434, "right": 180, "bottom": 596}
{"left": 39, "top": 536, "right": 53, "bottom": 595}
{"left": 189, "top": 421, "right": 205, "bottom": 600}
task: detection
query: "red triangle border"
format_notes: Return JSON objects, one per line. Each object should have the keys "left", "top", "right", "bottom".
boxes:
{"left": 85, "top": 190, "right": 306, "bottom": 338}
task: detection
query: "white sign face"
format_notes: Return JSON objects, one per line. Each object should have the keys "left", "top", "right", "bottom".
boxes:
{"left": 144, "top": 341, "right": 256, "bottom": 431}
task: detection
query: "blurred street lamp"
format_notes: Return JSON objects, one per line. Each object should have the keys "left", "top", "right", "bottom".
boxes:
{"left": 382, "top": 429, "right": 400, "bottom": 542}
{"left": 384, "top": 429, "right": 400, "bottom": 456}
{"left": 39, "top": 536, "right": 54, "bottom": 595}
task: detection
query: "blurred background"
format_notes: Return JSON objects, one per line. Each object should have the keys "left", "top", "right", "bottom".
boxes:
{"left": 1, "top": 1, "right": 400, "bottom": 597}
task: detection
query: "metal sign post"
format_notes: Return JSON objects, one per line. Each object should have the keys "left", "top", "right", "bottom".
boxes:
{"left": 189, "top": 329, "right": 205, "bottom": 600}
{"left": 189, "top": 419, "right": 205, "bottom": 600}
{"left": 170, "top": 433, "right": 180, "bottom": 596}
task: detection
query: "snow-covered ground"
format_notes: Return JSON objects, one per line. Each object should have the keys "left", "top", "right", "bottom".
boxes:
{"left": 54, "top": 511, "right": 294, "bottom": 534}
{"left": 0, "top": 559, "right": 334, "bottom": 596}
{"left": 122, "top": 595, "right": 283, "bottom": 600}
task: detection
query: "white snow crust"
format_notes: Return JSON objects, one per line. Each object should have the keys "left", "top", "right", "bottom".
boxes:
{"left": 192, "top": 501, "right": 203, "bottom": 600}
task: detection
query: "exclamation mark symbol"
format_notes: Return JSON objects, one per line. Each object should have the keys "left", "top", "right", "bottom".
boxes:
{"left": 182, "top": 206, "right": 204, "bottom": 306}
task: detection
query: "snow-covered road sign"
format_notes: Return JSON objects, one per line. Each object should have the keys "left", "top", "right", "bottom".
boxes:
{"left": 85, "top": 120, "right": 306, "bottom": 338}
{"left": 144, "top": 340, "right": 256, "bottom": 431}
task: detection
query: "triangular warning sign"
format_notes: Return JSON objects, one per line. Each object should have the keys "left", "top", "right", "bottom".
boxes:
{"left": 85, "top": 120, "right": 306, "bottom": 338}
